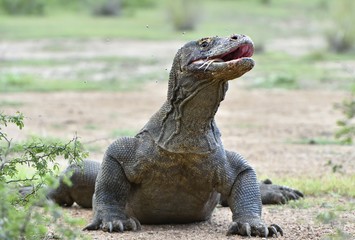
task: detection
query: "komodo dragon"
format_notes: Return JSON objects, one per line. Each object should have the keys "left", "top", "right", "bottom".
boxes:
{"left": 80, "top": 34, "right": 302, "bottom": 237}
{"left": 22, "top": 34, "right": 304, "bottom": 237}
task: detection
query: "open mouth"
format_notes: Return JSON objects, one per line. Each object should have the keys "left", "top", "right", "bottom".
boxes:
{"left": 190, "top": 42, "right": 254, "bottom": 71}
{"left": 215, "top": 43, "right": 254, "bottom": 62}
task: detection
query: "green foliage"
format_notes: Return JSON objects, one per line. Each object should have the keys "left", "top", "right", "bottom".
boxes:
{"left": 0, "top": 112, "right": 24, "bottom": 130}
{"left": 260, "top": 0, "right": 271, "bottom": 5}
{"left": 121, "top": 0, "right": 155, "bottom": 9}
{"left": 0, "top": 73, "right": 138, "bottom": 92}
{"left": 90, "top": 0, "right": 122, "bottom": 16}
{"left": 0, "top": 0, "right": 45, "bottom": 15}
{"left": 0, "top": 100, "right": 24, "bottom": 107}
{"left": 0, "top": 112, "right": 88, "bottom": 239}
{"left": 335, "top": 96, "right": 355, "bottom": 144}
{"left": 166, "top": 0, "right": 199, "bottom": 31}
{"left": 324, "top": 228, "right": 353, "bottom": 240}
{"left": 317, "top": 210, "right": 353, "bottom": 239}
{"left": 0, "top": 185, "right": 85, "bottom": 239}
{"left": 287, "top": 198, "right": 313, "bottom": 209}
{"left": 317, "top": 210, "right": 338, "bottom": 224}
{"left": 0, "top": 73, "right": 37, "bottom": 91}
{"left": 326, "top": 0, "right": 355, "bottom": 53}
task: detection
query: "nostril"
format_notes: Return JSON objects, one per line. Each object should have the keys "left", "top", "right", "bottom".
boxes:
{"left": 230, "top": 34, "right": 242, "bottom": 40}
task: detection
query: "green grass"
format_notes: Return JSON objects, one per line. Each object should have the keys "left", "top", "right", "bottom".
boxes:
{"left": 0, "top": 0, "right": 327, "bottom": 41}
{"left": 269, "top": 174, "right": 355, "bottom": 197}
{"left": 1, "top": 56, "right": 158, "bottom": 67}
{"left": 84, "top": 144, "right": 102, "bottom": 153}
{"left": 286, "top": 196, "right": 354, "bottom": 211}
{"left": 287, "top": 137, "right": 348, "bottom": 145}
{"left": 0, "top": 73, "right": 148, "bottom": 92}
{"left": 283, "top": 196, "right": 354, "bottom": 240}
{"left": 0, "top": 100, "right": 24, "bottom": 107}
{"left": 249, "top": 50, "right": 355, "bottom": 90}
{"left": 110, "top": 128, "right": 137, "bottom": 138}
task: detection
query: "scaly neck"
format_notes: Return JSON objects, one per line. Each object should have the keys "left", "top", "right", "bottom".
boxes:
{"left": 142, "top": 75, "right": 228, "bottom": 154}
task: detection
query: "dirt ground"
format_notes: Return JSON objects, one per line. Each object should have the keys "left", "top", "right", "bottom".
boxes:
{"left": 1, "top": 39, "right": 354, "bottom": 239}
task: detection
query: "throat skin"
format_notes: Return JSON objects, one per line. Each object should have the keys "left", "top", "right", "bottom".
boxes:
{"left": 140, "top": 75, "right": 229, "bottom": 154}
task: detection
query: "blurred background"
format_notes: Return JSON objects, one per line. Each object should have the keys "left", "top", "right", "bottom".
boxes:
{"left": 0, "top": 0, "right": 354, "bottom": 91}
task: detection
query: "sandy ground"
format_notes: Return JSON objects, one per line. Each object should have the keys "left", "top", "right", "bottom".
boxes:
{"left": 1, "top": 39, "right": 354, "bottom": 239}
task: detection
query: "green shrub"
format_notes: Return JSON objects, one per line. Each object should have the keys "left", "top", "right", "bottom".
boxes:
{"left": 91, "top": 0, "right": 122, "bottom": 16}
{"left": 166, "top": 0, "right": 199, "bottom": 31}
{"left": 0, "top": 0, "right": 45, "bottom": 15}
{"left": 0, "top": 112, "right": 88, "bottom": 239}
{"left": 335, "top": 95, "right": 355, "bottom": 144}
{"left": 88, "top": 0, "right": 155, "bottom": 17}
{"left": 326, "top": 0, "right": 355, "bottom": 53}
{"left": 121, "top": 0, "right": 155, "bottom": 9}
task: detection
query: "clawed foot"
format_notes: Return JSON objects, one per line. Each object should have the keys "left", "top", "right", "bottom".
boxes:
{"left": 84, "top": 217, "right": 141, "bottom": 232}
{"left": 227, "top": 220, "right": 283, "bottom": 237}
{"left": 260, "top": 179, "right": 304, "bottom": 204}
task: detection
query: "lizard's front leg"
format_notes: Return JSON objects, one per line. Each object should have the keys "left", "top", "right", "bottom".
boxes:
{"left": 84, "top": 138, "right": 141, "bottom": 232}
{"left": 224, "top": 151, "right": 282, "bottom": 237}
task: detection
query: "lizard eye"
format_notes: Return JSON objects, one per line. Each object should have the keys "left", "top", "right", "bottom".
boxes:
{"left": 200, "top": 41, "right": 209, "bottom": 48}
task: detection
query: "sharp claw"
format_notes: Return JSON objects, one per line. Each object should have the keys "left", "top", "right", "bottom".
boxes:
{"left": 129, "top": 218, "right": 137, "bottom": 231}
{"left": 263, "top": 226, "right": 269, "bottom": 237}
{"left": 118, "top": 220, "right": 124, "bottom": 232}
{"left": 109, "top": 222, "right": 113, "bottom": 233}
{"left": 295, "top": 190, "right": 304, "bottom": 198}
{"left": 263, "top": 179, "right": 273, "bottom": 184}
{"left": 292, "top": 192, "right": 299, "bottom": 200}
{"left": 112, "top": 220, "right": 124, "bottom": 232}
{"left": 285, "top": 192, "right": 296, "bottom": 200}
{"left": 132, "top": 217, "right": 142, "bottom": 231}
{"left": 271, "top": 224, "right": 283, "bottom": 236}
{"left": 83, "top": 220, "right": 100, "bottom": 231}
{"left": 280, "top": 196, "right": 287, "bottom": 204}
{"left": 226, "top": 222, "right": 238, "bottom": 236}
{"left": 240, "top": 223, "right": 251, "bottom": 237}
{"left": 268, "top": 226, "right": 278, "bottom": 237}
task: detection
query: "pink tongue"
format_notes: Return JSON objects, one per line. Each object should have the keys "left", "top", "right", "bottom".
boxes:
{"left": 237, "top": 46, "right": 248, "bottom": 58}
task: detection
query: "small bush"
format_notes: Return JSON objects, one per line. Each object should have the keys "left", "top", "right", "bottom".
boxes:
{"left": 326, "top": 0, "right": 355, "bottom": 53}
{"left": 121, "top": 0, "right": 155, "bottom": 9}
{"left": 89, "top": 0, "right": 155, "bottom": 17}
{"left": 335, "top": 95, "right": 355, "bottom": 144}
{"left": 0, "top": 112, "right": 88, "bottom": 239}
{"left": 166, "top": 0, "right": 199, "bottom": 31}
{"left": 91, "top": 0, "right": 122, "bottom": 17}
{"left": 0, "top": 0, "right": 45, "bottom": 15}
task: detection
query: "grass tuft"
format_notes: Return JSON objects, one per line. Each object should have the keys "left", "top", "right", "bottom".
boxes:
{"left": 269, "top": 174, "right": 355, "bottom": 197}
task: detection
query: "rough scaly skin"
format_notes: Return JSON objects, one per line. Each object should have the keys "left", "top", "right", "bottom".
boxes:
{"left": 84, "top": 34, "right": 284, "bottom": 237}
{"left": 38, "top": 160, "right": 302, "bottom": 209}
{"left": 46, "top": 160, "right": 99, "bottom": 208}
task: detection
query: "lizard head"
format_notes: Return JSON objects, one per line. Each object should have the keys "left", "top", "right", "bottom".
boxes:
{"left": 177, "top": 34, "right": 255, "bottom": 81}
